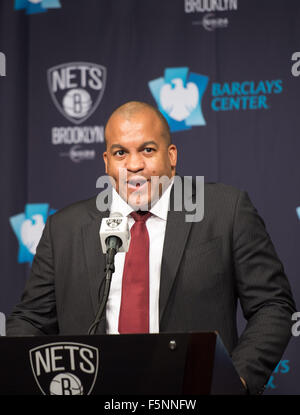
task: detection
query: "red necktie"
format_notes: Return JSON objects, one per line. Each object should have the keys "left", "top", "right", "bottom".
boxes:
{"left": 118, "top": 211, "right": 151, "bottom": 334}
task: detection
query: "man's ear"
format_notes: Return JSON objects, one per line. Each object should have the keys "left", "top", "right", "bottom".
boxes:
{"left": 168, "top": 144, "right": 177, "bottom": 169}
{"left": 103, "top": 151, "right": 108, "bottom": 174}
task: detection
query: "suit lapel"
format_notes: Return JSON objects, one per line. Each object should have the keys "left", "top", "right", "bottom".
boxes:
{"left": 159, "top": 207, "right": 193, "bottom": 324}
{"left": 81, "top": 196, "right": 110, "bottom": 332}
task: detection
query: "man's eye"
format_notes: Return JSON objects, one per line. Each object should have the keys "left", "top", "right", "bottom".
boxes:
{"left": 115, "top": 150, "right": 125, "bottom": 156}
{"left": 144, "top": 147, "right": 154, "bottom": 153}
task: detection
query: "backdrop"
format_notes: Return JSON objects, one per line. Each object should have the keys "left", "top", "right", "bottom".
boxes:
{"left": 0, "top": 0, "right": 299, "bottom": 394}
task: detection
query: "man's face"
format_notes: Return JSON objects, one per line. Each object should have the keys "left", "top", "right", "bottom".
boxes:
{"left": 103, "top": 109, "right": 177, "bottom": 209}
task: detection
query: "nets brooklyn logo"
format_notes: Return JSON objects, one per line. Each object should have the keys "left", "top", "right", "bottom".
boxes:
{"left": 29, "top": 342, "right": 99, "bottom": 395}
{"left": 47, "top": 62, "right": 106, "bottom": 124}
{"left": 107, "top": 218, "right": 122, "bottom": 228}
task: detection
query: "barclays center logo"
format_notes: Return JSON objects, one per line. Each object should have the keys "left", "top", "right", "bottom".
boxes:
{"left": 48, "top": 62, "right": 106, "bottom": 125}
{"left": 14, "top": 0, "right": 61, "bottom": 15}
{"left": 148, "top": 67, "right": 209, "bottom": 132}
{"left": 9, "top": 203, "right": 56, "bottom": 264}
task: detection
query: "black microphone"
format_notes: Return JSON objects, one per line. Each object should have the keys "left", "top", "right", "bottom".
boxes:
{"left": 88, "top": 213, "right": 130, "bottom": 335}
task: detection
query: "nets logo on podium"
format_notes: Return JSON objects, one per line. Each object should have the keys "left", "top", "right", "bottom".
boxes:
{"left": 29, "top": 342, "right": 99, "bottom": 395}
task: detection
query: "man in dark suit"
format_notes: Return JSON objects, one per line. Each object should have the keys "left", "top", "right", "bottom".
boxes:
{"left": 7, "top": 101, "right": 296, "bottom": 395}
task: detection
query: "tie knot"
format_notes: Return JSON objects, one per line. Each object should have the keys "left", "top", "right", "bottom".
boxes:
{"left": 130, "top": 211, "right": 151, "bottom": 223}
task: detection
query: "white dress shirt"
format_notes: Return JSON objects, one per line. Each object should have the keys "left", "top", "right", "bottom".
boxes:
{"left": 105, "top": 182, "right": 173, "bottom": 334}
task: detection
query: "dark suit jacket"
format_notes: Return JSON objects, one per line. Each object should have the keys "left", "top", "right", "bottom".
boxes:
{"left": 6, "top": 182, "right": 296, "bottom": 395}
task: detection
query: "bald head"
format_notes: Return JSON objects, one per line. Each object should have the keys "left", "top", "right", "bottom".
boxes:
{"left": 104, "top": 101, "right": 171, "bottom": 148}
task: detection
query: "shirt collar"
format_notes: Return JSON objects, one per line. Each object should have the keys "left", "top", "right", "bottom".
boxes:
{"left": 150, "top": 179, "right": 173, "bottom": 221}
{"left": 110, "top": 187, "right": 133, "bottom": 218}
{"left": 110, "top": 179, "right": 173, "bottom": 221}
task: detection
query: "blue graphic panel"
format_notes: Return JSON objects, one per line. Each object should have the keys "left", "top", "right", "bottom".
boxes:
{"left": 149, "top": 67, "right": 209, "bottom": 132}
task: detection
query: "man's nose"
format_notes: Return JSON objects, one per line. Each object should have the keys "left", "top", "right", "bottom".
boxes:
{"left": 126, "top": 152, "right": 145, "bottom": 172}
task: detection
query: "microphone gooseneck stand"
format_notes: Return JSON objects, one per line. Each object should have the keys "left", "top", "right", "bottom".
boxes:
{"left": 88, "top": 236, "right": 121, "bottom": 335}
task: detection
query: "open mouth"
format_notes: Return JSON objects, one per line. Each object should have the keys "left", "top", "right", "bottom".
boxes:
{"left": 127, "top": 177, "right": 148, "bottom": 190}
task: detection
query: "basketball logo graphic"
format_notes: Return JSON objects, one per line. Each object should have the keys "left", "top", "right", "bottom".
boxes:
{"left": 107, "top": 218, "right": 122, "bottom": 228}
{"left": 48, "top": 62, "right": 106, "bottom": 124}
{"left": 29, "top": 342, "right": 99, "bottom": 395}
{"left": 62, "top": 89, "right": 92, "bottom": 119}
{"left": 50, "top": 373, "right": 83, "bottom": 395}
